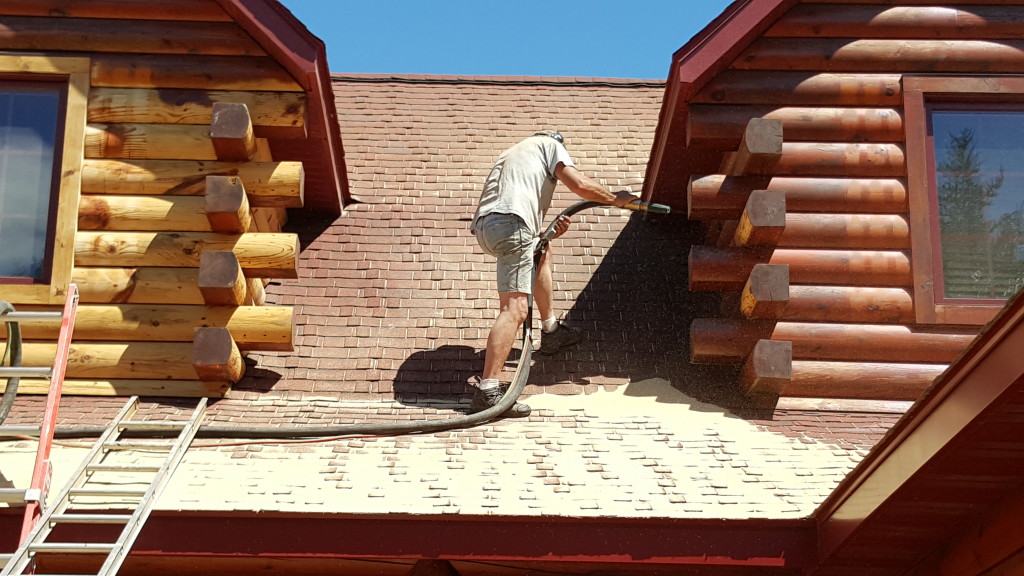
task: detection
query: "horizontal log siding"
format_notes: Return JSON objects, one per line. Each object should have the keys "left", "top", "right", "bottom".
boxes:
{"left": 684, "top": 1, "right": 1020, "bottom": 399}
{"left": 767, "top": 5, "right": 1024, "bottom": 39}
{"left": 689, "top": 105, "right": 903, "bottom": 148}
{"left": 75, "top": 231, "right": 299, "bottom": 278}
{"left": 0, "top": 0, "right": 233, "bottom": 21}
{"left": 689, "top": 319, "right": 975, "bottom": 364}
{"left": 2, "top": 379, "right": 229, "bottom": 398}
{"left": 88, "top": 88, "right": 305, "bottom": 130}
{"left": 1, "top": 304, "right": 293, "bottom": 351}
{"left": 0, "top": 0, "right": 304, "bottom": 396}
{"left": 0, "top": 16, "right": 265, "bottom": 55}
{"left": 688, "top": 175, "right": 908, "bottom": 219}
{"left": 91, "top": 55, "right": 301, "bottom": 91}
{"left": 80, "top": 159, "right": 304, "bottom": 208}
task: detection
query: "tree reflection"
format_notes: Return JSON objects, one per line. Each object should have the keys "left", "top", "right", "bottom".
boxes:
{"left": 937, "top": 127, "right": 1024, "bottom": 299}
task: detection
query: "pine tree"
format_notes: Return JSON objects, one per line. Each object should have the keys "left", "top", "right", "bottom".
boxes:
{"left": 936, "top": 127, "right": 1007, "bottom": 298}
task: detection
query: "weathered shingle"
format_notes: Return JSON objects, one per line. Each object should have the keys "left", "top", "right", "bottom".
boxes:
{"left": 1, "top": 75, "right": 901, "bottom": 521}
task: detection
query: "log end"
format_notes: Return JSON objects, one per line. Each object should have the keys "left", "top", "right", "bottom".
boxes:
{"left": 199, "top": 251, "right": 247, "bottom": 306}
{"left": 193, "top": 326, "right": 244, "bottom": 382}
{"left": 741, "top": 339, "right": 792, "bottom": 396}
{"left": 211, "top": 102, "right": 256, "bottom": 162}
{"left": 205, "top": 175, "right": 251, "bottom": 233}
{"left": 741, "top": 264, "right": 790, "bottom": 318}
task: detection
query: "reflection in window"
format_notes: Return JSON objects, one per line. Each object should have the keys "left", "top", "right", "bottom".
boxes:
{"left": 931, "top": 109, "right": 1024, "bottom": 301}
{"left": 0, "top": 84, "right": 62, "bottom": 283}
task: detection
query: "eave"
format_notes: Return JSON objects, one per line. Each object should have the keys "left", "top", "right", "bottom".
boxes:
{"left": 215, "top": 0, "right": 350, "bottom": 216}
{"left": 813, "top": 290, "right": 1024, "bottom": 574}
{"left": 643, "top": 0, "right": 798, "bottom": 209}
{"left": 0, "top": 511, "right": 815, "bottom": 574}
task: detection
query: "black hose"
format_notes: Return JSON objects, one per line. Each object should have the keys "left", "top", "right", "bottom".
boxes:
{"left": 0, "top": 301, "right": 23, "bottom": 425}
{"left": 0, "top": 200, "right": 669, "bottom": 440}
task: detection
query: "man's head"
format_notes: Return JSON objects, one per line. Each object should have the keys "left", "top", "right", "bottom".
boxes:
{"left": 534, "top": 130, "right": 564, "bottom": 146}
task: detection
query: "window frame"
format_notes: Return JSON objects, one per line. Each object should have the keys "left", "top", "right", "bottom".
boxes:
{"left": 0, "top": 56, "right": 88, "bottom": 305}
{"left": 905, "top": 76, "right": 1024, "bottom": 325}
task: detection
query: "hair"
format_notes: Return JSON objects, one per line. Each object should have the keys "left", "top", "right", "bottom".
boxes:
{"left": 533, "top": 130, "right": 564, "bottom": 145}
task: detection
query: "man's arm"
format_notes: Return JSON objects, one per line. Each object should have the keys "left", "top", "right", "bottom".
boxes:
{"left": 554, "top": 163, "right": 638, "bottom": 207}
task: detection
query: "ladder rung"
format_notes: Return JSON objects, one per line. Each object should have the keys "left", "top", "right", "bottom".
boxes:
{"left": 0, "top": 487, "right": 27, "bottom": 503}
{"left": 28, "top": 542, "right": 118, "bottom": 554}
{"left": 69, "top": 488, "right": 148, "bottom": 497}
{"left": 102, "top": 440, "right": 173, "bottom": 450}
{"left": 0, "top": 310, "right": 62, "bottom": 322}
{"left": 87, "top": 463, "right": 162, "bottom": 473}
{"left": 50, "top": 513, "right": 132, "bottom": 524}
{"left": 0, "top": 366, "right": 52, "bottom": 378}
{"left": 118, "top": 420, "right": 188, "bottom": 431}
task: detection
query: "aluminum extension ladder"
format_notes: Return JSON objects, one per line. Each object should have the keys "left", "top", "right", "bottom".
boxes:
{"left": 1, "top": 396, "right": 207, "bottom": 576}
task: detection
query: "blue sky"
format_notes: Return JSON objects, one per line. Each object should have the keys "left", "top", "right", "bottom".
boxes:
{"left": 278, "top": 1, "right": 735, "bottom": 79}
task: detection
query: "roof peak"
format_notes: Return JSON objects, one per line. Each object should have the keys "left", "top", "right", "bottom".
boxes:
{"left": 330, "top": 73, "right": 666, "bottom": 87}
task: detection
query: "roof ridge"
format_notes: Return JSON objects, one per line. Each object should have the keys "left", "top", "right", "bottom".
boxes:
{"left": 330, "top": 72, "right": 666, "bottom": 87}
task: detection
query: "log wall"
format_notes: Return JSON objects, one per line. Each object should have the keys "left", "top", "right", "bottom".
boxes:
{"left": 682, "top": 1, "right": 1024, "bottom": 404}
{"left": 0, "top": 0, "right": 307, "bottom": 397}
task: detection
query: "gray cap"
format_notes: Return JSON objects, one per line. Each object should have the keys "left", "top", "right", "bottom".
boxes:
{"left": 533, "top": 130, "right": 564, "bottom": 145}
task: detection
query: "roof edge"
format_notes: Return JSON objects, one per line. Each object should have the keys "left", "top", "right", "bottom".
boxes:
{"left": 13, "top": 511, "right": 814, "bottom": 568}
{"left": 643, "top": 0, "right": 799, "bottom": 205}
{"left": 814, "top": 288, "right": 1024, "bottom": 560}
{"left": 332, "top": 73, "right": 666, "bottom": 87}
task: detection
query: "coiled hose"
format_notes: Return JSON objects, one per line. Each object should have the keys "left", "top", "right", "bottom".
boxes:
{"left": 0, "top": 200, "right": 669, "bottom": 440}
{"left": 0, "top": 301, "right": 23, "bottom": 425}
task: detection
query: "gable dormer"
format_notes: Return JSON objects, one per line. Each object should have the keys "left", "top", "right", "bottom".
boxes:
{"left": 0, "top": 0, "right": 348, "bottom": 398}
{"left": 645, "top": 0, "right": 1024, "bottom": 407}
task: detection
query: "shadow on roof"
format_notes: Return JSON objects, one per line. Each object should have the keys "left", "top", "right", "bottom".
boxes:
{"left": 551, "top": 212, "right": 768, "bottom": 417}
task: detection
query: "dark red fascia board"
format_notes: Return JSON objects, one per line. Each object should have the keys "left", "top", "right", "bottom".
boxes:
{"left": 214, "top": 0, "right": 350, "bottom": 215}
{"left": 643, "top": 0, "right": 798, "bottom": 208}
{"left": 814, "top": 289, "right": 1024, "bottom": 564}
{"left": 0, "top": 510, "right": 815, "bottom": 568}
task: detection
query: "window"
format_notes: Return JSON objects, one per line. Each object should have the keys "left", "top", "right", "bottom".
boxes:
{"left": 0, "top": 57, "right": 88, "bottom": 305}
{"left": 0, "top": 81, "right": 65, "bottom": 284}
{"left": 906, "top": 77, "right": 1024, "bottom": 325}
{"left": 930, "top": 107, "right": 1024, "bottom": 302}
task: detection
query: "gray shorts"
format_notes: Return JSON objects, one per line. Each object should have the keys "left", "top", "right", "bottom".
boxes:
{"left": 474, "top": 213, "right": 537, "bottom": 294}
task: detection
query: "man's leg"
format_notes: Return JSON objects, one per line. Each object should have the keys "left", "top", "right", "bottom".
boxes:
{"left": 472, "top": 213, "right": 533, "bottom": 416}
{"left": 474, "top": 290, "right": 531, "bottom": 416}
{"left": 482, "top": 291, "right": 529, "bottom": 381}
{"left": 535, "top": 245, "right": 581, "bottom": 355}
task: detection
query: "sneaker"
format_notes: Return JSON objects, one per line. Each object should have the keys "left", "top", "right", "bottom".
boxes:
{"left": 470, "top": 386, "right": 531, "bottom": 417}
{"left": 538, "top": 322, "right": 581, "bottom": 355}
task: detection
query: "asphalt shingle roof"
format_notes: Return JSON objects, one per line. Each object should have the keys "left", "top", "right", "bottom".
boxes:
{"left": 1, "top": 75, "right": 901, "bottom": 521}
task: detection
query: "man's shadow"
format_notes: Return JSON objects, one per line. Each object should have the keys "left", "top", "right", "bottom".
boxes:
{"left": 392, "top": 344, "right": 486, "bottom": 410}
{"left": 536, "top": 211, "right": 749, "bottom": 410}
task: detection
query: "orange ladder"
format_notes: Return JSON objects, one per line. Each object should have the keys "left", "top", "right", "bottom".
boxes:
{"left": 0, "top": 285, "right": 78, "bottom": 570}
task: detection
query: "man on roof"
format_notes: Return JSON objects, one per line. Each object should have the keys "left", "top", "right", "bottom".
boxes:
{"left": 469, "top": 130, "right": 639, "bottom": 417}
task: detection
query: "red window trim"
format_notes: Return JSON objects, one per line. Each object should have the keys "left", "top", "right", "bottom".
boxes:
{"left": 905, "top": 76, "right": 1024, "bottom": 326}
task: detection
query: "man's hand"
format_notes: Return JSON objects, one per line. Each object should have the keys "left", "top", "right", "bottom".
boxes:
{"left": 551, "top": 215, "right": 571, "bottom": 239}
{"left": 613, "top": 190, "right": 640, "bottom": 208}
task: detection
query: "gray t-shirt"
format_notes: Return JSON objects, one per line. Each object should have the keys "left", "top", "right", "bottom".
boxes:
{"left": 471, "top": 135, "right": 575, "bottom": 236}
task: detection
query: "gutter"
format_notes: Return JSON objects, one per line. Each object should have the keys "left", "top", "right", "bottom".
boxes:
{"left": 1, "top": 509, "right": 816, "bottom": 570}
